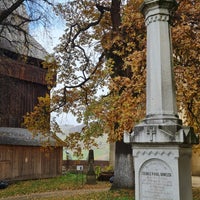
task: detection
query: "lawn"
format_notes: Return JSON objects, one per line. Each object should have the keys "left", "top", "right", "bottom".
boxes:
{"left": 0, "top": 173, "right": 85, "bottom": 198}
{"left": 0, "top": 173, "right": 134, "bottom": 199}
{"left": 40, "top": 190, "right": 134, "bottom": 200}
{"left": 0, "top": 173, "right": 200, "bottom": 200}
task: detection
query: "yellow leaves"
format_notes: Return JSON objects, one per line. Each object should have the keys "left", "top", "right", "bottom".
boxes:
{"left": 26, "top": 0, "right": 200, "bottom": 149}
{"left": 175, "top": 66, "right": 200, "bottom": 133}
{"left": 122, "top": 0, "right": 145, "bottom": 35}
{"left": 91, "top": 72, "right": 146, "bottom": 142}
{"left": 109, "top": 76, "right": 133, "bottom": 92}
{"left": 65, "top": 132, "right": 83, "bottom": 157}
{"left": 172, "top": 0, "right": 199, "bottom": 68}
{"left": 124, "top": 50, "right": 146, "bottom": 74}
{"left": 43, "top": 56, "right": 58, "bottom": 89}
{"left": 171, "top": 0, "right": 200, "bottom": 134}
{"left": 23, "top": 94, "right": 50, "bottom": 135}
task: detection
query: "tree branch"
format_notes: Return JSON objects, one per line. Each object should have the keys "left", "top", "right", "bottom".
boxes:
{"left": 70, "top": 10, "right": 105, "bottom": 48}
{"left": 0, "top": 0, "right": 25, "bottom": 24}
{"left": 50, "top": 52, "right": 105, "bottom": 112}
{"left": 65, "top": 52, "right": 105, "bottom": 89}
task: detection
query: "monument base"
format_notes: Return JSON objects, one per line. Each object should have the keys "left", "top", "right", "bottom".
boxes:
{"left": 86, "top": 174, "right": 96, "bottom": 185}
{"left": 133, "top": 144, "right": 192, "bottom": 200}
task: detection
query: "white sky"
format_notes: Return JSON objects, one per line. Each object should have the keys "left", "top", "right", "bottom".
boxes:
{"left": 30, "top": 19, "right": 64, "bottom": 53}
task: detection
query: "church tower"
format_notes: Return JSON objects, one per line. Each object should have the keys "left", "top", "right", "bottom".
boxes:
{"left": 0, "top": 1, "right": 49, "bottom": 127}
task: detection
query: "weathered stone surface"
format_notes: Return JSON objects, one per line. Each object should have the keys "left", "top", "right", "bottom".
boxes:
{"left": 133, "top": 146, "right": 193, "bottom": 200}
{"left": 111, "top": 153, "right": 134, "bottom": 189}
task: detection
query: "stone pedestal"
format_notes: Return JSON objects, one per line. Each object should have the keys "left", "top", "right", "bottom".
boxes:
{"left": 86, "top": 173, "right": 96, "bottom": 184}
{"left": 133, "top": 145, "right": 192, "bottom": 200}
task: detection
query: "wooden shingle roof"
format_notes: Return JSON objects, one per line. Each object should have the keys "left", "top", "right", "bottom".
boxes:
{"left": 0, "top": 127, "right": 60, "bottom": 146}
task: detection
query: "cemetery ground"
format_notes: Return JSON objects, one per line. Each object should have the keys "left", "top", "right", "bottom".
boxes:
{"left": 0, "top": 173, "right": 200, "bottom": 200}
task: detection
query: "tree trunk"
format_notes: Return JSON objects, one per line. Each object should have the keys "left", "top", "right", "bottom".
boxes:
{"left": 111, "top": 0, "right": 121, "bottom": 32}
{"left": 111, "top": 140, "right": 134, "bottom": 189}
{"left": 108, "top": 0, "right": 135, "bottom": 190}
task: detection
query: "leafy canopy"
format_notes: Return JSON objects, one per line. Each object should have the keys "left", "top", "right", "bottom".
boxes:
{"left": 24, "top": 0, "right": 200, "bottom": 153}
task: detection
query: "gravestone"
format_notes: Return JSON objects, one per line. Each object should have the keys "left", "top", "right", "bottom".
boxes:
{"left": 132, "top": 146, "right": 193, "bottom": 200}
{"left": 139, "top": 158, "right": 173, "bottom": 199}
{"left": 86, "top": 149, "right": 96, "bottom": 184}
{"left": 124, "top": 0, "right": 199, "bottom": 200}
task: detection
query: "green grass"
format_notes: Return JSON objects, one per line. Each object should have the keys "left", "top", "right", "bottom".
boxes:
{"left": 0, "top": 173, "right": 200, "bottom": 200}
{"left": 71, "top": 189, "right": 134, "bottom": 200}
{"left": 39, "top": 190, "right": 134, "bottom": 200}
{"left": 0, "top": 173, "right": 88, "bottom": 198}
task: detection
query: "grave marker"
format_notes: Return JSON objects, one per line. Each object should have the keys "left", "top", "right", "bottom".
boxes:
{"left": 86, "top": 149, "right": 96, "bottom": 184}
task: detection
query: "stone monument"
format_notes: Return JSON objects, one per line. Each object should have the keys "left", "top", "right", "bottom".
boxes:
{"left": 124, "top": 0, "right": 199, "bottom": 199}
{"left": 86, "top": 149, "right": 96, "bottom": 184}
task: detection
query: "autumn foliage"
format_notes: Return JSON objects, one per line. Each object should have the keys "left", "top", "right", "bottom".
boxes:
{"left": 23, "top": 0, "right": 200, "bottom": 152}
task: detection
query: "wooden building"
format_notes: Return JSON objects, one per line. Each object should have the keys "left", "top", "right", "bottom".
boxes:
{"left": 0, "top": 2, "right": 63, "bottom": 181}
{"left": 0, "top": 0, "right": 48, "bottom": 127}
{"left": 0, "top": 128, "right": 62, "bottom": 181}
{"left": 0, "top": 54, "right": 48, "bottom": 127}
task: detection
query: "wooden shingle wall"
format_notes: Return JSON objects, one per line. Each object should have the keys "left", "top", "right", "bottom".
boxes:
{"left": 0, "top": 56, "right": 48, "bottom": 127}
{"left": 0, "top": 145, "right": 62, "bottom": 181}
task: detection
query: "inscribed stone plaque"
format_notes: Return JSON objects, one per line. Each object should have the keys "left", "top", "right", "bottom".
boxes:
{"left": 139, "top": 159, "right": 173, "bottom": 200}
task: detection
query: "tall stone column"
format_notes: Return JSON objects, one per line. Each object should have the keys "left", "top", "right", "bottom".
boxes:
{"left": 124, "top": 0, "right": 199, "bottom": 200}
{"left": 126, "top": 0, "right": 199, "bottom": 144}
{"left": 144, "top": 0, "right": 177, "bottom": 120}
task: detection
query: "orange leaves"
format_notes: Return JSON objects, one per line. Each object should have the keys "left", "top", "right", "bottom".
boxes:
{"left": 25, "top": 0, "right": 200, "bottom": 151}
{"left": 93, "top": 74, "right": 146, "bottom": 142}
{"left": 172, "top": 0, "right": 200, "bottom": 134}
{"left": 65, "top": 0, "right": 148, "bottom": 143}
{"left": 175, "top": 66, "right": 200, "bottom": 133}
{"left": 100, "top": 0, "right": 199, "bottom": 141}
{"left": 124, "top": 50, "right": 146, "bottom": 74}
{"left": 23, "top": 94, "right": 50, "bottom": 135}
{"left": 64, "top": 132, "right": 83, "bottom": 157}
{"left": 43, "top": 56, "right": 58, "bottom": 89}
{"left": 172, "top": 0, "right": 199, "bottom": 68}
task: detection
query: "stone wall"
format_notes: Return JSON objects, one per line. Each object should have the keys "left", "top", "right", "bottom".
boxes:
{"left": 63, "top": 160, "right": 109, "bottom": 174}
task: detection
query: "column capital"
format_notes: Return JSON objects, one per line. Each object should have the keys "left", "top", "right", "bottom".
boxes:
{"left": 140, "top": 0, "right": 178, "bottom": 16}
{"left": 145, "top": 13, "right": 170, "bottom": 25}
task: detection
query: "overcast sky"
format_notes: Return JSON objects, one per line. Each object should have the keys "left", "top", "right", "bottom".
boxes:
{"left": 30, "top": 5, "right": 107, "bottom": 126}
{"left": 30, "top": 16, "right": 65, "bottom": 53}
{"left": 30, "top": 10, "right": 81, "bottom": 126}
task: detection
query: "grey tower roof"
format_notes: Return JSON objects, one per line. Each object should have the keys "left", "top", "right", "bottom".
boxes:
{"left": 0, "top": 127, "right": 59, "bottom": 146}
{"left": 0, "top": 1, "right": 48, "bottom": 60}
